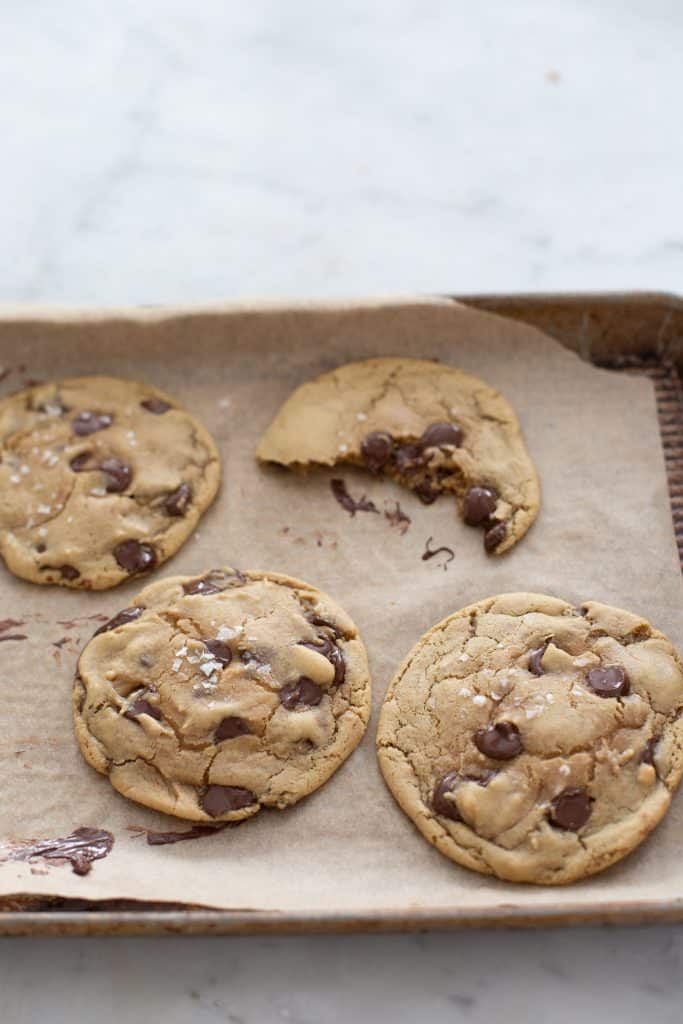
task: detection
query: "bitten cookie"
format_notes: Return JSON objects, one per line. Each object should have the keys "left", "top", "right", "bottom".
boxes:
{"left": 0, "top": 377, "right": 220, "bottom": 588}
{"left": 377, "top": 593, "right": 683, "bottom": 884}
{"left": 74, "top": 568, "right": 371, "bottom": 821}
{"left": 256, "top": 357, "right": 539, "bottom": 554}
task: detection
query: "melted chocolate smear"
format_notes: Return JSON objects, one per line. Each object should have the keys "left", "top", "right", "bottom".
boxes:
{"left": 72, "top": 411, "right": 113, "bottom": 436}
{"left": 114, "top": 540, "right": 157, "bottom": 574}
{"left": 0, "top": 619, "right": 25, "bottom": 633}
{"left": 182, "top": 569, "right": 246, "bottom": 596}
{"left": 125, "top": 696, "right": 161, "bottom": 721}
{"left": 58, "top": 613, "right": 109, "bottom": 629}
{"left": 308, "top": 614, "right": 344, "bottom": 638}
{"left": 484, "top": 520, "right": 507, "bottom": 553}
{"left": 163, "top": 482, "right": 192, "bottom": 516}
{"left": 3, "top": 827, "right": 114, "bottom": 876}
{"left": 528, "top": 643, "right": 548, "bottom": 676}
{"left": 100, "top": 458, "right": 132, "bottom": 493}
{"left": 641, "top": 737, "right": 658, "bottom": 766}
{"left": 140, "top": 823, "right": 228, "bottom": 846}
{"left": 280, "top": 677, "right": 323, "bottom": 709}
{"left": 69, "top": 452, "right": 92, "bottom": 472}
{"left": 204, "top": 639, "right": 232, "bottom": 665}
{"left": 141, "top": 398, "right": 171, "bottom": 414}
{"left": 384, "top": 501, "right": 411, "bottom": 535}
{"left": 421, "top": 536, "right": 454, "bottom": 570}
{"left": 0, "top": 633, "right": 27, "bottom": 643}
{"left": 432, "top": 772, "right": 462, "bottom": 821}
{"left": 330, "top": 478, "right": 379, "bottom": 517}
{"left": 214, "top": 716, "right": 251, "bottom": 742}
{"left": 300, "top": 637, "right": 346, "bottom": 687}
{"left": 94, "top": 606, "right": 143, "bottom": 636}
{"left": 200, "top": 785, "right": 256, "bottom": 817}
{"left": 52, "top": 637, "right": 69, "bottom": 649}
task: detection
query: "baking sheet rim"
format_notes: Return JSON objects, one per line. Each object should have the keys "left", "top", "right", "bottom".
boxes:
{"left": 1, "top": 290, "right": 681, "bottom": 935}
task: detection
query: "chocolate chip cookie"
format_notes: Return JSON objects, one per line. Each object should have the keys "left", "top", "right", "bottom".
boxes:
{"left": 256, "top": 358, "right": 539, "bottom": 554}
{"left": 377, "top": 593, "right": 683, "bottom": 884}
{"left": 0, "top": 377, "right": 220, "bottom": 588}
{"left": 73, "top": 568, "right": 371, "bottom": 821}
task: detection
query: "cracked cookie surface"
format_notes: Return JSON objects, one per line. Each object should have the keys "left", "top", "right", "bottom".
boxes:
{"left": 256, "top": 358, "right": 539, "bottom": 554}
{"left": 74, "top": 568, "right": 371, "bottom": 821}
{"left": 0, "top": 376, "right": 220, "bottom": 588}
{"left": 377, "top": 593, "right": 683, "bottom": 884}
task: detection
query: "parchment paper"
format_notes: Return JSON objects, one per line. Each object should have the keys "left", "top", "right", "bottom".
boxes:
{"left": 0, "top": 298, "right": 681, "bottom": 915}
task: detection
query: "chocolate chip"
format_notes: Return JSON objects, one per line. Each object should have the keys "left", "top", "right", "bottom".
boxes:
{"left": 280, "top": 677, "right": 323, "bottom": 709}
{"left": 125, "top": 696, "right": 161, "bottom": 721}
{"left": 69, "top": 452, "right": 92, "bottom": 472}
{"left": 463, "top": 486, "right": 498, "bottom": 526}
{"left": 163, "top": 482, "right": 192, "bottom": 516}
{"left": 642, "top": 737, "right": 659, "bottom": 766}
{"left": 585, "top": 665, "right": 629, "bottom": 698}
{"left": 420, "top": 422, "right": 463, "bottom": 448}
{"left": 484, "top": 520, "right": 507, "bottom": 552}
{"left": 301, "top": 637, "right": 346, "bottom": 687}
{"left": 393, "top": 443, "right": 424, "bottom": 475}
{"left": 59, "top": 565, "right": 80, "bottom": 581}
{"left": 200, "top": 784, "right": 255, "bottom": 817}
{"left": 204, "top": 639, "right": 232, "bottom": 665}
{"left": 36, "top": 542, "right": 46, "bottom": 553}
{"left": 100, "top": 457, "right": 132, "bottom": 493}
{"left": 360, "top": 431, "right": 394, "bottom": 472}
{"left": 182, "top": 570, "right": 246, "bottom": 595}
{"left": 474, "top": 722, "right": 523, "bottom": 760}
{"left": 214, "top": 716, "right": 251, "bottom": 742}
{"left": 528, "top": 643, "right": 548, "bottom": 676}
{"left": 432, "top": 772, "right": 462, "bottom": 821}
{"left": 414, "top": 479, "right": 438, "bottom": 504}
{"left": 94, "top": 606, "right": 143, "bottom": 636}
{"left": 549, "top": 788, "right": 592, "bottom": 831}
{"left": 72, "top": 411, "right": 113, "bottom": 436}
{"left": 141, "top": 398, "right": 171, "bottom": 414}
{"left": 114, "top": 540, "right": 157, "bottom": 574}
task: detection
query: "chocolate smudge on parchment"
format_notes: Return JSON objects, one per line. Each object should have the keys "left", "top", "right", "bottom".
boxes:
{"left": 128, "top": 823, "right": 228, "bottom": 846}
{"left": 330, "top": 478, "right": 380, "bottom": 517}
{"left": 384, "top": 500, "right": 411, "bottom": 535}
{"left": 422, "top": 536, "right": 455, "bottom": 570}
{"left": 56, "top": 613, "right": 109, "bottom": 629}
{"left": 0, "top": 619, "right": 27, "bottom": 643}
{"left": 0, "top": 827, "right": 114, "bottom": 876}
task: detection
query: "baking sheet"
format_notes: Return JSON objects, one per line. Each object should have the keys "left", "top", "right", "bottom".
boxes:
{"left": 0, "top": 297, "right": 682, "bottom": 918}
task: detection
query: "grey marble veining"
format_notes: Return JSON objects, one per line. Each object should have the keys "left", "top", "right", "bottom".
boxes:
{"left": 2, "top": 928, "right": 683, "bottom": 1023}
{"left": 2, "top": 1, "right": 683, "bottom": 1021}
{"left": 2, "top": 0, "right": 682, "bottom": 306}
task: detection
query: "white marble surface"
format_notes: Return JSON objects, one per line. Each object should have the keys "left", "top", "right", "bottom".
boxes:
{"left": 2, "top": 1, "right": 683, "bottom": 1021}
